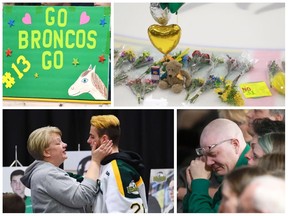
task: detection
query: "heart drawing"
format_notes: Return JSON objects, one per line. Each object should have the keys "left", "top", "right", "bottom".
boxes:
{"left": 80, "top": 12, "right": 90, "bottom": 25}
{"left": 22, "top": 13, "right": 32, "bottom": 25}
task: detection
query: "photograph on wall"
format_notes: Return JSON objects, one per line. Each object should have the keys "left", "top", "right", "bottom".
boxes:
{"left": 63, "top": 151, "right": 91, "bottom": 175}
{"left": 148, "top": 168, "right": 174, "bottom": 213}
{"left": 3, "top": 167, "right": 32, "bottom": 213}
{"left": 3, "top": 5, "right": 111, "bottom": 103}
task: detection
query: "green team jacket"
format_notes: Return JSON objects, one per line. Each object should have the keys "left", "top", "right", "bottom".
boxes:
{"left": 183, "top": 144, "right": 250, "bottom": 213}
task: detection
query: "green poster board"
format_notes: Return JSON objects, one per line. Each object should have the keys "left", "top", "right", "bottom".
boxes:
{"left": 3, "top": 6, "right": 110, "bottom": 103}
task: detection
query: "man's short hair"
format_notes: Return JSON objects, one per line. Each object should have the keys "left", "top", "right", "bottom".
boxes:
{"left": 90, "top": 115, "right": 121, "bottom": 145}
{"left": 10, "top": 169, "right": 24, "bottom": 181}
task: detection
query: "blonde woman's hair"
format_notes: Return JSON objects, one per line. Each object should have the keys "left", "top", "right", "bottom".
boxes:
{"left": 218, "top": 110, "right": 249, "bottom": 126}
{"left": 257, "top": 153, "right": 285, "bottom": 172}
{"left": 27, "top": 126, "right": 62, "bottom": 160}
{"left": 90, "top": 115, "right": 121, "bottom": 145}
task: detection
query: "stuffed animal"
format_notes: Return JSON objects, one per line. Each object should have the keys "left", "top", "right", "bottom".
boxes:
{"left": 159, "top": 60, "right": 192, "bottom": 93}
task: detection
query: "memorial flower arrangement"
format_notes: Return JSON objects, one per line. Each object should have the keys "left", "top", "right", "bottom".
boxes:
{"left": 185, "top": 78, "right": 205, "bottom": 100}
{"left": 187, "top": 75, "right": 223, "bottom": 103}
{"left": 114, "top": 71, "right": 128, "bottom": 86}
{"left": 114, "top": 49, "right": 136, "bottom": 69}
{"left": 213, "top": 52, "right": 256, "bottom": 106}
{"left": 126, "top": 78, "right": 157, "bottom": 104}
{"left": 224, "top": 52, "right": 255, "bottom": 80}
{"left": 114, "top": 47, "right": 264, "bottom": 106}
{"left": 268, "top": 60, "right": 285, "bottom": 95}
{"left": 114, "top": 50, "right": 153, "bottom": 86}
{"left": 185, "top": 53, "right": 224, "bottom": 101}
{"left": 130, "top": 51, "right": 154, "bottom": 69}
{"left": 214, "top": 76, "right": 244, "bottom": 106}
{"left": 189, "top": 50, "right": 211, "bottom": 74}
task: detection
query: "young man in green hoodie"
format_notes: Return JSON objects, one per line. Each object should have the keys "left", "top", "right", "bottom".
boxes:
{"left": 87, "top": 115, "right": 148, "bottom": 213}
{"left": 183, "top": 118, "right": 250, "bottom": 213}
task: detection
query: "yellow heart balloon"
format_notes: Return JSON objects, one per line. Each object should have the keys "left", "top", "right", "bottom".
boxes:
{"left": 148, "top": 24, "right": 181, "bottom": 55}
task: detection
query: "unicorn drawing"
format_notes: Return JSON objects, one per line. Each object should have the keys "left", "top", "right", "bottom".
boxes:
{"left": 68, "top": 65, "right": 108, "bottom": 100}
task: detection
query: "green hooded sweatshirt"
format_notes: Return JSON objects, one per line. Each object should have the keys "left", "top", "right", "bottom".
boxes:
{"left": 183, "top": 144, "right": 250, "bottom": 213}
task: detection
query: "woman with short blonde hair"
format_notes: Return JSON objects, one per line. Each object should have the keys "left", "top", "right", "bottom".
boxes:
{"left": 257, "top": 152, "right": 285, "bottom": 173}
{"left": 27, "top": 126, "right": 61, "bottom": 160}
{"left": 21, "top": 126, "right": 112, "bottom": 213}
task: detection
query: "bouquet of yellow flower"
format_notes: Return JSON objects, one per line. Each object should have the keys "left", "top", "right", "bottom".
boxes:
{"left": 214, "top": 75, "right": 244, "bottom": 106}
{"left": 114, "top": 49, "right": 136, "bottom": 69}
{"left": 268, "top": 60, "right": 285, "bottom": 95}
{"left": 214, "top": 53, "right": 255, "bottom": 105}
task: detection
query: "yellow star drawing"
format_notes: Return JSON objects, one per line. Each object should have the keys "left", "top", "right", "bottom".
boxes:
{"left": 34, "top": 73, "right": 39, "bottom": 78}
{"left": 72, "top": 58, "right": 79, "bottom": 66}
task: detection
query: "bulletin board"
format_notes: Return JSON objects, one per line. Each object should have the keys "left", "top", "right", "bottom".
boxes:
{"left": 3, "top": 6, "right": 111, "bottom": 103}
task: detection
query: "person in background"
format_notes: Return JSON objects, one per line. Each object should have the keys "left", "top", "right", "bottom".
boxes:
{"left": 244, "top": 118, "right": 285, "bottom": 165}
{"left": 147, "top": 193, "right": 161, "bottom": 213}
{"left": 3, "top": 192, "right": 25, "bottom": 213}
{"left": 77, "top": 155, "right": 91, "bottom": 176}
{"left": 246, "top": 109, "right": 284, "bottom": 136}
{"left": 87, "top": 115, "right": 148, "bottom": 213}
{"left": 10, "top": 169, "right": 32, "bottom": 213}
{"left": 257, "top": 152, "right": 285, "bottom": 174}
{"left": 21, "top": 126, "right": 112, "bottom": 213}
{"left": 245, "top": 132, "right": 285, "bottom": 165}
{"left": 251, "top": 118, "right": 285, "bottom": 138}
{"left": 238, "top": 175, "right": 285, "bottom": 213}
{"left": 183, "top": 118, "right": 250, "bottom": 213}
{"left": 218, "top": 166, "right": 266, "bottom": 213}
{"left": 164, "top": 178, "right": 174, "bottom": 213}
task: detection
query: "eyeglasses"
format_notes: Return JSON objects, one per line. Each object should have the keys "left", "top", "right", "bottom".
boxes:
{"left": 195, "top": 139, "right": 233, "bottom": 156}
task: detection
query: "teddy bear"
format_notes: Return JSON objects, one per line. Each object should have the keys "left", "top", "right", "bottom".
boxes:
{"left": 158, "top": 60, "right": 192, "bottom": 93}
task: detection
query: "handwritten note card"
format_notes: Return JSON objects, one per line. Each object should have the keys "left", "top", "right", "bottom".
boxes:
{"left": 240, "top": 82, "right": 272, "bottom": 98}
